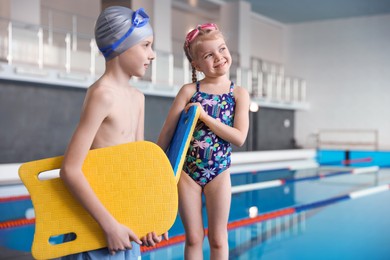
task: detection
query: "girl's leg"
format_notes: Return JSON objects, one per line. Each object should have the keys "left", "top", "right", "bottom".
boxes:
{"left": 178, "top": 171, "right": 205, "bottom": 260}
{"left": 204, "top": 170, "right": 231, "bottom": 260}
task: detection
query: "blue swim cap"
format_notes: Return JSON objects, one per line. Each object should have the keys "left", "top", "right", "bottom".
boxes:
{"left": 95, "top": 6, "right": 153, "bottom": 61}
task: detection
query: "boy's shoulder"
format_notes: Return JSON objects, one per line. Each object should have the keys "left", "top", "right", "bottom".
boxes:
{"left": 128, "top": 85, "right": 145, "bottom": 97}
{"left": 127, "top": 85, "right": 145, "bottom": 105}
{"left": 87, "top": 82, "right": 116, "bottom": 104}
{"left": 88, "top": 81, "right": 144, "bottom": 99}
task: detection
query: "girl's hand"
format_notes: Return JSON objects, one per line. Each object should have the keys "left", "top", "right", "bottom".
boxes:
{"left": 184, "top": 102, "right": 207, "bottom": 121}
{"left": 104, "top": 221, "right": 142, "bottom": 255}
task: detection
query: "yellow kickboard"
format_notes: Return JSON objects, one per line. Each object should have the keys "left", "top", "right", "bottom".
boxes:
{"left": 18, "top": 141, "right": 178, "bottom": 260}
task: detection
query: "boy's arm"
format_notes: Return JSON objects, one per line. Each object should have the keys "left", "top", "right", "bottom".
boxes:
{"left": 186, "top": 86, "right": 250, "bottom": 147}
{"left": 60, "top": 88, "right": 141, "bottom": 254}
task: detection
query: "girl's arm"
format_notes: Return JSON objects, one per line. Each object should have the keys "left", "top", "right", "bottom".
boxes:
{"left": 157, "top": 84, "right": 195, "bottom": 151}
{"left": 60, "top": 87, "right": 141, "bottom": 254}
{"left": 186, "top": 86, "right": 250, "bottom": 147}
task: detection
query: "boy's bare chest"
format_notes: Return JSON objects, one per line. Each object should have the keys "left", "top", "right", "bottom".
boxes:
{"left": 111, "top": 102, "right": 138, "bottom": 131}
{"left": 100, "top": 96, "right": 140, "bottom": 142}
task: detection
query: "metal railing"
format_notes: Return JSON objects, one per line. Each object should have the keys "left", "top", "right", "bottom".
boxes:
{"left": 0, "top": 16, "right": 307, "bottom": 105}
{"left": 0, "top": 17, "right": 97, "bottom": 74}
{"left": 250, "top": 57, "right": 307, "bottom": 104}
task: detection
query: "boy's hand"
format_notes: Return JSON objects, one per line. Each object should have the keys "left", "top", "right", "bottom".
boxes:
{"left": 141, "top": 231, "right": 169, "bottom": 247}
{"left": 105, "top": 222, "right": 142, "bottom": 255}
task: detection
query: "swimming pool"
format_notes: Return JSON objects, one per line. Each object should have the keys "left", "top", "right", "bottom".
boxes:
{"left": 1, "top": 164, "right": 390, "bottom": 259}
{"left": 142, "top": 167, "right": 390, "bottom": 260}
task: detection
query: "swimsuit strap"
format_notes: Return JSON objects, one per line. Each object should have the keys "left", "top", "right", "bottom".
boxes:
{"left": 196, "top": 81, "right": 234, "bottom": 95}
{"left": 229, "top": 81, "right": 234, "bottom": 95}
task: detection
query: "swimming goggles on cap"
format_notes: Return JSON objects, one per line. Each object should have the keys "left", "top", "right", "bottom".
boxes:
{"left": 185, "top": 23, "right": 218, "bottom": 48}
{"left": 99, "top": 8, "right": 150, "bottom": 58}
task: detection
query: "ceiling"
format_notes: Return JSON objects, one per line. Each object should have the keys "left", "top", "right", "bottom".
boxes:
{"left": 217, "top": 0, "right": 390, "bottom": 24}
{"left": 44, "top": 0, "right": 390, "bottom": 25}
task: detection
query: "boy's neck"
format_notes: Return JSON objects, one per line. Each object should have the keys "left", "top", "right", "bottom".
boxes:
{"left": 104, "top": 60, "right": 133, "bottom": 86}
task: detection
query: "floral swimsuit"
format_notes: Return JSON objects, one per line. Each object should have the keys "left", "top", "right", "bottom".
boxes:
{"left": 183, "top": 81, "right": 235, "bottom": 187}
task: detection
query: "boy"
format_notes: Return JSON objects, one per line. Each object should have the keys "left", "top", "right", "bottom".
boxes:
{"left": 60, "top": 6, "right": 164, "bottom": 259}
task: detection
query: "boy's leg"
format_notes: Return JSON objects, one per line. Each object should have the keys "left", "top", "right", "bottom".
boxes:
{"left": 178, "top": 171, "right": 205, "bottom": 260}
{"left": 127, "top": 242, "right": 141, "bottom": 260}
{"left": 204, "top": 170, "right": 231, "bottom": 260}
{"left": 61, "top": 245, "right": 140, "bottom": 260}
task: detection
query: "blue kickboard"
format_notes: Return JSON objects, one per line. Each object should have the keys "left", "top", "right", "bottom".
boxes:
{"left": 167, "top": 106, "right": 200, "bottom": 182}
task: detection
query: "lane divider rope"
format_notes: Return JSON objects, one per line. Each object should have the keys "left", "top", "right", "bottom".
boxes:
{"left": 1, "top": 184, "right": 389, "bottom": 252}
{"left": 141, "top": 183, "right": 390, "bottom": 252}
{"left": 231, "top": 166, "right": 379, "bottom": 194}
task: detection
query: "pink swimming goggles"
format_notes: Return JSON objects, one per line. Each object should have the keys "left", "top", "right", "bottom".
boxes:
{"left": 185, "top": 23, "right": 219, "bottom": 48}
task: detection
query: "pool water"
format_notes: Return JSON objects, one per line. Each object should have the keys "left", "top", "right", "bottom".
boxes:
{"left": 143, "top": 168, "right": 390, "bottom": 260}
{"left": 1, "top": 168, "right": 390, "bottom": 260}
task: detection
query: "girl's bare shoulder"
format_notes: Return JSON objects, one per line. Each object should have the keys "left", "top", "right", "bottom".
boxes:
{"left": 181, "top": 82, "right": 197, "bottom": 92}
{"left": 233, "top": 85, "right": 250, "bottom": 99}
{"left": 178, "top": 82, "right": 197, "bottom": 98}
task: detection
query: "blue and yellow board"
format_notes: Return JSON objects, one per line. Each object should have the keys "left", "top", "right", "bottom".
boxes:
{"left": 18, "top": 141, "right": 177, "bottom": 260}
{"left": 167, "top": 106, "right": 200, "bottom": 183}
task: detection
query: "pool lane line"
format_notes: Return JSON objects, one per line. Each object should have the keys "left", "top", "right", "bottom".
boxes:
{"left": 1, "top": 183, "right": 389, "bottom": 253}
{"left": 321, "top": 157, "right": 373, "bottom": 166}
{"left": 231, "top": 166, "right": 379, "bottom": 194}
{"left": 0, "top": 165, "right": 380, "bottom": 229}
{"left": 342, "top": 157, "right": 372, "bottom": 165}
{"left": 232, "top": 168, "right": 291, "bottom": 175}
{"left": 0, "top": 194, "right": 31, "bottom": 202}
{"left": 0, "top": 166, "right": 379, "bottom": 203}
{"left": 0, "top": 218, "right": 35, "bottom": 229}
{"left": 142, "top": 183, "right": 390, "bottom": 253}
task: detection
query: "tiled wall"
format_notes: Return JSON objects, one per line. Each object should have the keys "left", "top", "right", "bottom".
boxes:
{"left": 0, "top": 80, "right": 296, "bottom": 163}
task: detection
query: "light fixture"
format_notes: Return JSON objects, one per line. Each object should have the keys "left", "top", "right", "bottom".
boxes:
{"left": 249, "top": 101, "right": 259, "bottom": 112}
{"left": 249, "top": 206, "right": 258, "bottom": 218}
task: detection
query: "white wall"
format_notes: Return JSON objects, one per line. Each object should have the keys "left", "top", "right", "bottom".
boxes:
{"left": 11, "top": 0, "right": 40, "bottom": 25}
{"left": 171, "top": 7, "right": 217, "bottom": 44}
{"left": 285, "top": 14, "right": 390, "bottom": 149}
{"left": 0, "top": 0, "right": 10, "bottom": 19}
{"left": 40, "top": 0, "right": 99, "bottom": 34}
{"left": 250, "top": 14, "right": 285, "bottom": 63}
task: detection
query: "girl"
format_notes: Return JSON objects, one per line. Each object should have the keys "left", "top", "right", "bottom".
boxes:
{"left": 157, "top": 23, "right": 250, "bottom": 259}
